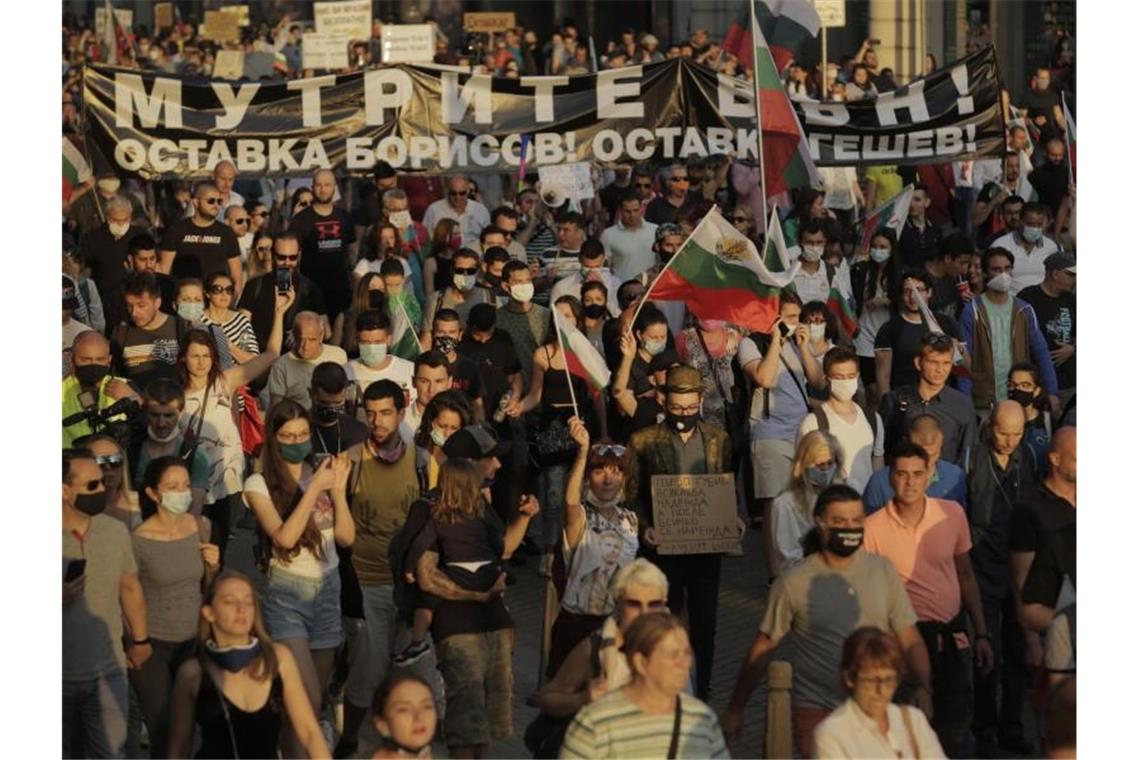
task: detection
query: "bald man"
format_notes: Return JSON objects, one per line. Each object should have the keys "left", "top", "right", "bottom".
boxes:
{"left": 63, "top": 331, "right": 140, "bottom": 447}
{"left": 266, "top": 310, "right": 348, "bottom": 409}
{"left": 967, "top": 400, "right": 1041, "bottom": 755}
{"left": 210, "top": 160, "right": 244, "bottom": 219}
{"left": 422, "top": 174, "right": 491, "bottom": 249}
{"left": 289, "top": 169, "right": 356, "bottom": 318}
{"left": 160, "top": 181, "right": 243, "bottom": 288}
{"left": 224, "top": 204, "right": 253, "bottom": 261}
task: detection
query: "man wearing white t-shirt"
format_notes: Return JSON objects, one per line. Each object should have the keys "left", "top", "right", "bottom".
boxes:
{"left": 989, "top": 202, "right": 1059, "bottom": 295}
{"left": 797, "top": 346, "right": 884, "bottom": 492}
{"left": 345, "top": 309, "right": 416, "bottom": 409}
{"left": 600, "top": 190, "right": 658, "bottom": 281}
{"left": 422, "top": 175, "right": 491, "bottom": 249}
{"left": 398, "top": 350, "right": 453, "bottom": 444}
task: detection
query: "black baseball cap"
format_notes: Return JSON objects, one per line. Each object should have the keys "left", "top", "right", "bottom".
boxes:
{"left": 1044, "top": 251, "right": 1076, "bottom": 273}
{"left": 442, "top": 424, "right": 511, "bottom": 460}
{"left": 373, "top": 161, "right": 397, "bottom": 180}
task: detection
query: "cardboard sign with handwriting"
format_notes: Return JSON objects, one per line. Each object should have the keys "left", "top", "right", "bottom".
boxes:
{"left": 213, "top": 50, "right": 245, "bottom": 80}
{"left": 651, "top": 474, "right": 740, "bottom": 555}
{"left": 153, "top": 3, "right": 173, "bottom": 31}
{"left": 303, "top": 33, "right": 349, "bottom": 71}
{"left": 463, "top": 12, "right": 516, "bottom": 33}
{"left": 203, "top": 10, "right": 240, "bottom": 42}
{"left": 315, "top": 0, "right": 372, "bottom": 41}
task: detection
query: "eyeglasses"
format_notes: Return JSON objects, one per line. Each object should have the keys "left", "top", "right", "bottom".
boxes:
{"left": 453, "top": 267, "right": 479, "bottom": 275}
{"left": 666, "top": 403, "right": 701, "bottom": 415}
{"left": 855, "top": 674, "right": 899, "bottom": 689}
{"left": 208, "top": 285, "right": 236, "bottom": 295}
{"left": 94, "top": 454, "right": 124, "bottom": 470}
{"left": 668, "top": 176, "right": 689, "bottom": 183}
{"left": 275, "top": 254, "right": 299, "bottom": 263}
{"left": 623, "top": 598, "right": 667, "bottom": 611}
{"left": 202, "top": 197, "right": 223, "bottom": 205}
{"left": 590, "top": 443, "right": 626, "bottom": 457}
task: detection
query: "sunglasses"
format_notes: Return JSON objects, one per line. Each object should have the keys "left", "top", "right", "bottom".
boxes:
{"left": 590, "top": 443, "right": 626, "bottom": 457}
{"left": 668, "top": 176, "right": 689, "bottom": 183}
{"left": 453, "top": 267, "right": 479, "bottom": 275}
{"left": 449, "top": 190, "right": 468, "bottom": 197}
{"left": 209, "top": 284, "right": 236, "bottom": 295}
{"left": 81, "top": 478, "right": 106, "bottom": 491}
{"left": 634, "top": 182, "right": 652, "bottom": 189}
{"left": 275, "top": 254, "right": 299, "bottom": 263}
{"left": 94, "top": 454, "right": 124, "bottom": 470}
{"left": 233, "top": 218, "right": 249, "bottom": 225}
{"left": 202, "top": 197, "right": 222, "bottom": 205}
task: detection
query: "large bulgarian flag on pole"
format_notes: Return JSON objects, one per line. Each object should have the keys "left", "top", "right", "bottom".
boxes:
{"left": 553, "top": 307, "right": 610, "bottom": 409}
{"left": 646, "top": 205, "right": 800, "bottom": 334}
{"left": 725, "top": 0, "right": 821, "bottom": 74}
{"left": 63, "top": 136, "right": 92, "bottom": 205}
{"left": 859, "top": 184, "right": 914, "bottom": 250}
{"left": 749, "top": 4, "right": 821, "bottom": 198}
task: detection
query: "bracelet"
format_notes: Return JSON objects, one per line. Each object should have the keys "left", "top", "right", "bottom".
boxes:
{"left": 131, "top": 638, "right": 151, "bottom": 646}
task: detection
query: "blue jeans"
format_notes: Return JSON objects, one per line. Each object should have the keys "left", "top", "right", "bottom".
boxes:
{"left": 63, "top": 669, "right": 129, "bottom": 758}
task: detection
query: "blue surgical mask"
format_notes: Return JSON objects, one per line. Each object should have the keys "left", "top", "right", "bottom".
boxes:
{"left": 204, "top": 637, "right": 262, "bottom": 673}
{"left": 805, "top": 463, "right": 837, "bottom": 488}
{"left": 279, "top": 440, "right": 312, "bottom": 464}
{"left": 359, "top": 342, "right": 388, "bottom": 365}
{"left": 644, "top": 338, "right": 667, "bottom": 356}
{"left": 870, "top": 247, "right": 891, "bottom": 263}
{"left": 1021, "top": 226, "right": 1044, "bottom": 243}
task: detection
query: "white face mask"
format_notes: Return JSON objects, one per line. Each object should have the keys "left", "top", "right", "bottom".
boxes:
{"left": 160, "top": 490, "right": 193, "bottom": 516}
{"left": 453, "top": 273, "right": 476, "bottom": 292}
{"left": 388, "top": 210, "right": 412, "bottom": 229}
{"left": 510, "top": 283, "right": 534, "bottom": 303}
{"left": 430, "top": 426, "right": 448, "bottom": 447}
{"left": 830, "top": 377, "right": 859, "bottom": 402}
{"left": 870, "top": 247, "right": 891, "bottom": 263}
{"left": 108, "top": 221, "right": 131, "bottom": 239}
{"left": 987, "top": 271, "right": 1013, "bottom": 293}
{"left": 358, "top": 343, "right": 388, "bottom": 366}
{"left": 808, "top": 323, "right": 827, "bottom": 342}
{"left": 801, "top": 244, "right": 825, "bottom": 262}
{"left": 177, "top": 302, "right": 204, "bottom": 322}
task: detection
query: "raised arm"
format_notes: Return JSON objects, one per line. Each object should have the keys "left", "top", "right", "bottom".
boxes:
{"left": 610, "top": 332, "right": 639, "bottom": 417}
{"left": 563, "top": 417, "right": 591, "bottom": 550}
{"left": 223, "top": 288, "right": 294, "bottom": 393}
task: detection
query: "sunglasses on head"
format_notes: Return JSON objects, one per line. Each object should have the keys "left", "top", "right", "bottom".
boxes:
{"left": 590, "top": 443, "right": 626, "bottom": 458}
{"left": 209, "top": 284, "right": 236, "bottom": 295}
{"left": 94, "top": 454, "right": 123, "bottom": 470}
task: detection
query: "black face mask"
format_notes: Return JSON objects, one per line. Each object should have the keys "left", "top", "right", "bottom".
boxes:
{"left": 583, "top": 303, "right": 609, "bottom": 320}
{"left": 368, "top": 290, "right": 386, "bottom": 310}
{"left": 74, "top": 491, "right": 107, "bottom": 516}
{"left": 826, "top": 527, "right": 863, "bottom": 557}
{"left": 1009, "top": 388, "right": 1036, "bottom": 407}
{"left": 74, "top": 364, "right": 110, "bottom": 388}
{"left": 484, "top": 273, "right": 503, "bottom": 290}
{"left": 665, "top": 411, "right": 699, "bottom": 434}
{"left": 434, "top": 335, "right": 458, "bottom": 354}
{"left": 314, "top": 404, "right": 344, "bottom": 426}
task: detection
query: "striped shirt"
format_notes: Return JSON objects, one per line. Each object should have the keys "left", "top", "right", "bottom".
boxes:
{"left": 203, "top": 311, "right": 260, "bottom": 355}
{"left": 560, "top": 689, "right": 728, "bottom": 759}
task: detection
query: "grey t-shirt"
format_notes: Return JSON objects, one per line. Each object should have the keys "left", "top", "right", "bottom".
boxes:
{"left": 738, "top": 334, "right": 811, "bottom": 442}
{"left": 759, "top": 550, "right": 917, "bottom": 710}
{"left": 63, "top": 514, "right": 137, "bottom": 681}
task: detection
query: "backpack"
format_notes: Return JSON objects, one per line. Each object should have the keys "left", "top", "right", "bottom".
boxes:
{"left": 812, "top": 403, "right": 878, "bottom": 442}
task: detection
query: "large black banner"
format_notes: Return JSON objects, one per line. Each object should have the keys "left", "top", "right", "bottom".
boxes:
{"left": 82, "top": 47, "right": 1004, "bottom": 178}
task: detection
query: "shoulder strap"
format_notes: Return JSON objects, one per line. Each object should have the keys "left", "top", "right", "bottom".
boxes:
{"left": 666, "top": 695, "right": 682, "bottom": 760}
{"left": 813, "top": 405, "right": 829, "bottom": 433}
{"left": 195, "top": 515, "right": 211, "bottom": 542}
{"left": 825, "top": 260, "right": 837, "bottom": 286}
{"left": 899, "top": 705, "right": 921, "bottom": 759}
{"left": 693, "top": 329, "right": 732, "bottom": 428}
{"left": 777, "top": 347, "right": 811, "bottom": 412}
{"left": 588, "top": 631, "right": 604, "bottom": 680}
{"left": 868, "top": 406, "right": 879, "bottom": 442}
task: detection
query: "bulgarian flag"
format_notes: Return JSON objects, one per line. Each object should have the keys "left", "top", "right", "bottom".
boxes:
{"left": 552, "top": 307, "right": 610, "bottom": 407}
{"left": 63, "top": 137, "right": 92, "bottom": 205}
{"left": 101, "top": 0, "right": 134, "bottom": 64}
{"left": 824, "top": 258, "right": 859, "bottom": 339}
{"left": 908, "top": 280, "right": 967, "bottom": 375}
{"left": 389, "top": 295, "right": 424, "bottom": 361}
{"left": 725, "top": 0, "right": 821, "bottom": 74}
{"left": 860, "top": 184, "right": 914, "bottom": 250}
{"left": 1062, "top": 93, "right": 1076, "bottom": 183}
{"left": 749, "top": 4, "right": 821, "bottom": 198}
{"left": 646, "top": 205, "right": 799, "bottom": 334}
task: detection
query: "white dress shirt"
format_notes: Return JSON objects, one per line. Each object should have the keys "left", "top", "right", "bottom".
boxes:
{"left": 814, "top": 698, "right": 946, "bottom": 759}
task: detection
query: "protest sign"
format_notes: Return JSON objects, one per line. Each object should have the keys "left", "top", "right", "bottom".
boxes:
{"left": 213, "top": 50, "right": 245, "bottom": 80}
{"left": 203, "top": 10, "right": 240, "bottom": 43}
{"left": 220, "top": 5, "right": 250, "bottom": 27}
{"left": 83, "top": 48, "right": 1005, "bottom": 178}
{"left": 243, "top": 51, "right": 276, "bottom": 79}
{"left": 381, "top": 24, "right": 435, "bottom": 63}
{"left": 538, "top": 162, "right": 595, "bottom": 200}
{"left": 463, "top": 12, "right": 516, "bottom": 33}
{"left": 153, "top": 3, "right": 173, "bottom": 31}
{"left": 303, "top": 33, "right": 349, "bottom": 71}
{"left": 651, "top": 474, "right": 740, "bottom": 555}
{"left": 95, "top": 7, "right": 133, "bottom": 38}
{"left": 314, "top": 0, "right": 372, "bottom": 41}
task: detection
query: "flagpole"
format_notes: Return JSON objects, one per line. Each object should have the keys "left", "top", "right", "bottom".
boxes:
{"left": 625, "top": 205, "right": 719, "bottom": 335}
{"left": 553, "top": 309, "right": 580, "bottom": 420}
{"left": 748, "top": 1, "right": 770, "bottom": 227}
{"left": 1061, "top": 92, "right": 1074, "bottom": 187}
{"left": 397, "top": 292, "right": 426, "bottom": 351}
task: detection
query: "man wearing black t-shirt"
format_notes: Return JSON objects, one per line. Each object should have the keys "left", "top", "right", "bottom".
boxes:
{"left": 1020, "top": 68, "right": 1067, "bottom": 144}
{"left": 236, "top": 232, "right": 327, "bottom": 352}
{"left": 1018, "top": 253, "right": 1076, "bottom": 408}
{"left": 80, "top": 196, "right": 147, "bottom": 323}
{"left": 873, "top": 269, "right": 964, "bottom": 403}
{"left": 430, "top": 308, "right": 486, "bottom": 420}
{"left": 159, "top": 181, "right": 242, "bottom": 287}
{"left": 290, "top": 169, "right": 356, "bottom": 319}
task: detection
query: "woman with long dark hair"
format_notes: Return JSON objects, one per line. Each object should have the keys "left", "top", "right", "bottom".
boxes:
{"left": 166, "top": 571, "right": 329, "bottom": 758}
{"left": 177, "top": 288, "right": 291, "bottom": 555}
{"left": 413, "top": 390, "right": 474, "bottom": 490}
{"left": 352, "top": 221, "right": 403, "bottom": 288}
{"left": 851, "top": 229, "right": 900, "bottom": 394}
{"left": 202, "top": 271, "right": 260, "bottom": 364}
{"left": 783, "top": 188, "right": 835, "bottom": 245}
{"left": 332, "top": 272, "right": 386, "bottom": 357}
{"left": 243, "top": 400, "right": 355, "bottom": 755}
{"left": 421, "top": 218, "right": 461, "bottom": 305}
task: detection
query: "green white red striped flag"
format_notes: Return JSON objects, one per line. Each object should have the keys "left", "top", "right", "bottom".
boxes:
{"left": 860, "top": 184, "right": 914, "bottom": 250}
{"left": 553, "top": 305, "right": 610, "bottom": 401}
{"left": 389, "top": 295, "right": 424, "bottom": 361}
{"left": 649, "top": 205, "right": 800, "bottom": 334}
{"left": 824, "top": 258, "right": 858, "bottom": 339}
{"left": 63, "top": 137, "right": 92, "bottom": 204}
{"left": 749, "top": 5, "right": 821, "bottom": 198}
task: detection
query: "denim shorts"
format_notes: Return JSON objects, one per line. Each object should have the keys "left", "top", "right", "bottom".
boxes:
{"left": 261, "top": 566, "right": 343, "bottom": 650}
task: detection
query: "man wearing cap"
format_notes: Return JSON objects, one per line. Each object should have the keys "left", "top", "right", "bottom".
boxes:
{"left": 1017, "top": 252, "right": 1076, "bottom": 411}
{"left": 600, "top": 190, "right": 659, "bottom": 281}
{"left": 623, "top": 364, "right": 741, "bottom": 701}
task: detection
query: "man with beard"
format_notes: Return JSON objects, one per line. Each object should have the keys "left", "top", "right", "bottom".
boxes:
{"left": 291, "top": 169, "right": 357, "bottom": 318}
{"left": 1028, "top": 140, "right": 1072, "bottom": 218}
{"left": 160, "top": 182, "right": 243, "bottom": 288}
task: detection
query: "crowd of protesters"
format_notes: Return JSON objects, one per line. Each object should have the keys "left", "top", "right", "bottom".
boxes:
{"left": 62, "top": 6, "right": 1076, "bottom": 760}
